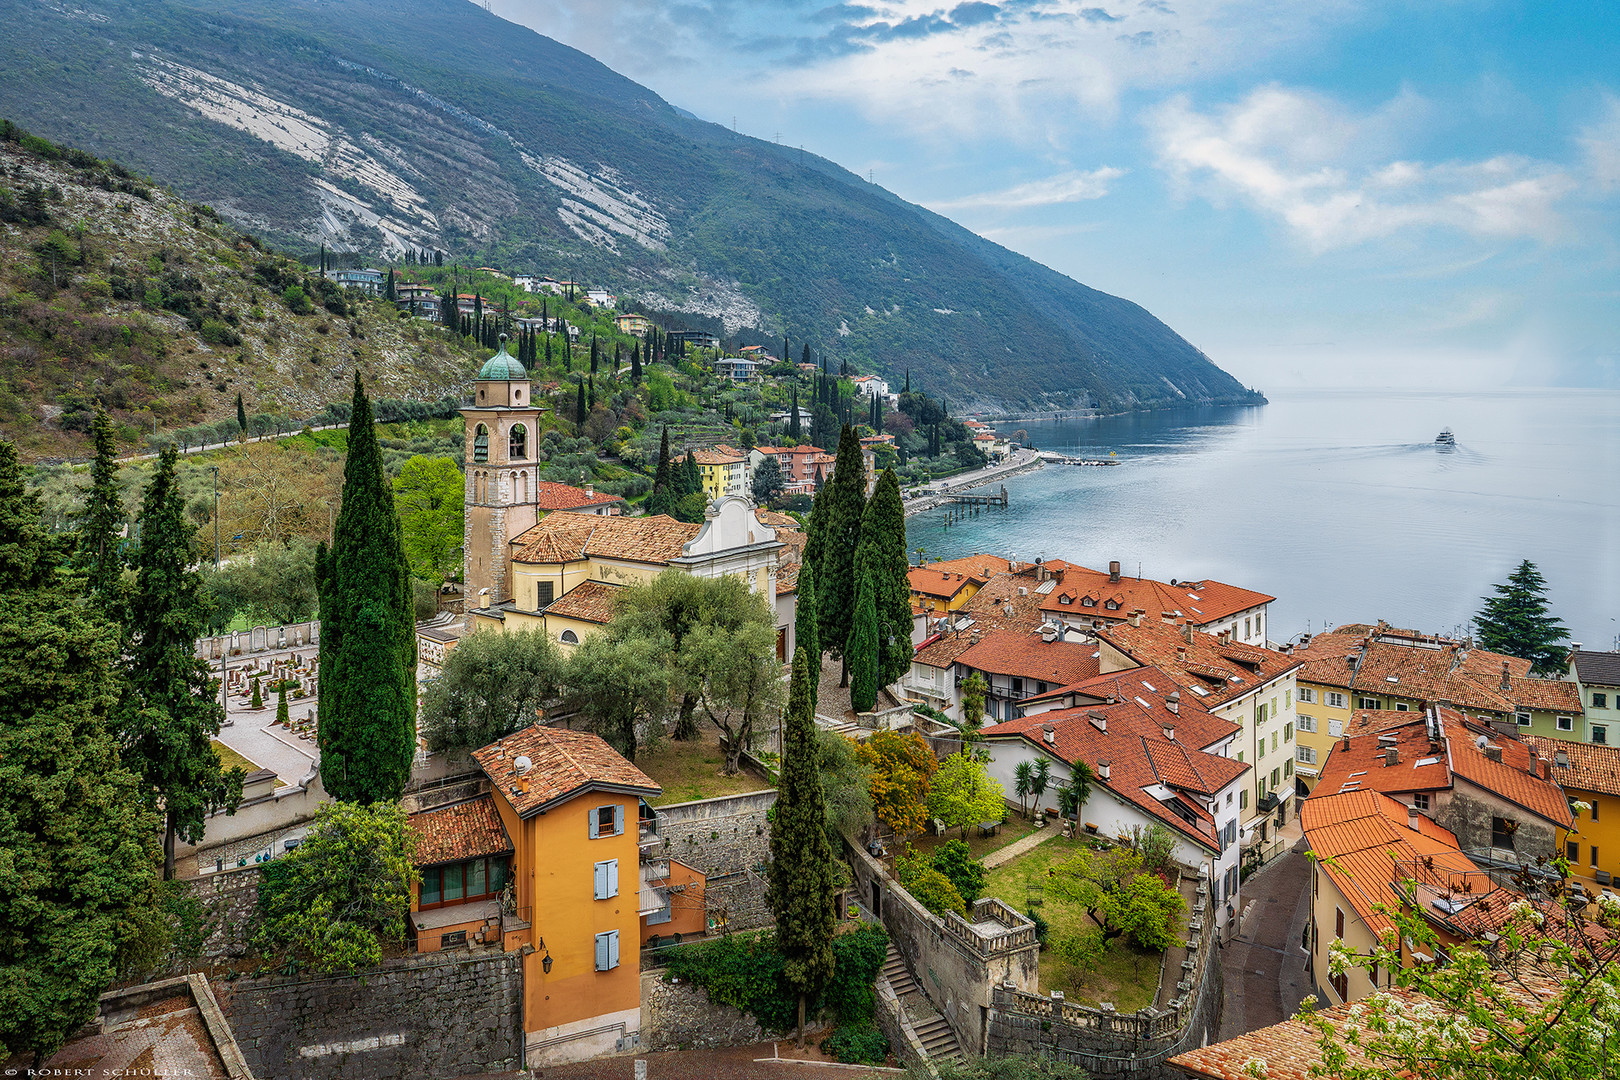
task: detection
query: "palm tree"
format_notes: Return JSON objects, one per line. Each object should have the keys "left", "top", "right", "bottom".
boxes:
{"left": 1014, "top": 760, "right": 1034, "bottom": 819}
{"left": 1031, "top": 758, "right": 1051, "bottom": 818}
{"left": 1059, "top": 761, "right": 1094, "bottom": 821}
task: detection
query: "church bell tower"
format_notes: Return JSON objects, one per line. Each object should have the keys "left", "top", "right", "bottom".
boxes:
{"left": 462, "top": 335, "right": 540, "bottom": 605}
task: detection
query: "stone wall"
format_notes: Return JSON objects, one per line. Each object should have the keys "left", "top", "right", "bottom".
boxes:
{"left": 214, "top": 949, "right": 523, "bottom": 1080}
{"left": 639, "top": 968, "right": 767, "bottom": 1051}
{"left": 180, "top": 865, "right": 262, "bottom": 963}
{"left": 652, "top": 791, "right": 778, "bottom": 933}
{"left": 196, "top": 620, "right": 319, "bottom": 660}
{"left": 1438, "top": 790, "right": 1558, "bottom": 864}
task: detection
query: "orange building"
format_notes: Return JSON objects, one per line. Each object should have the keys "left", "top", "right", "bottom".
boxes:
{"left": 408, "top": 724, "right": 707, "bottom": 1067}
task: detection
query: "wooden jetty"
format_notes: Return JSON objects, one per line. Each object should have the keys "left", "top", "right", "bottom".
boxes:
{"left": 942, "top": 485, "right": 1009, "bottom": 508}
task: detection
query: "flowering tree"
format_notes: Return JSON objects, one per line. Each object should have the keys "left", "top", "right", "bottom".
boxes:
{"left": 1302, "top": 847, "right": 1620, "bottom": 1080}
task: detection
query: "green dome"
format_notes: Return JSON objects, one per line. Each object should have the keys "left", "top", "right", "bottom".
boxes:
{"left": 477, "top": 336, "right": 527, "bottom": 381}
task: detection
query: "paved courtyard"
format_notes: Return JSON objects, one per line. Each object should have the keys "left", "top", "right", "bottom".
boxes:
{"left": 1218, "top": 837, "right": 1315, "bottom": 1039}
{"left": 212, "top": 645, "right": 321, "bottom": 783}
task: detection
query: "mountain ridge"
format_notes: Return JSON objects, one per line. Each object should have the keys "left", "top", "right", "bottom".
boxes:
{"left": 0, "top": 0, "right": 1264, "bottom": 413}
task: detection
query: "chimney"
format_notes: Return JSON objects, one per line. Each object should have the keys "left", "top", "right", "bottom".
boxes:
{"left": 1097, "top": 760, "right": 1111, "bottom": 781}
{"left": 1341, "top": 734, "right": 1351, "bottom": 751}
{"left": 1484, "top": 744, "right": 1503, "bottom": 764}
{"left": 1384, "top": 747, "right": 1399, "bottom": 767}
{"left": 1087, "top": 710, "right": 1107, "bottom": 732}
{"left": 585, "top": 483, "right": 594, "bottom": 498}
{"left": 1128, "top": 611, "right": 1142, "bottom": 628}
{"left": 1182, "top": 622, "right": 1194, "bottom": 644}
{"left": 1166, "top": 691, "right": 1180, "bottom": 715}
{"left": 1408, "top": 806, "right": 1423, "bottom": 830}
{"left": 1176, "top": 646, "right": 1188, "bottom": 663}
{"left": 1527, "top": 750, "right": 1539, "bottom": 779}
{"left": 1109, "top": 560, "right": 1121, "bottom": 584}
{"left": 1161, "top": 611, "right": 1176, "bottom": 624}
{"left": 1041, "top": 724, "right": 1056, "bottom": 746}
{"left": 1571, "top": 642, "right": 1582, "bottom": 652}
{"left": 480, "top": 587, "right": 491, "bottom": 610}
{"left": 1163, "top": 725, "right": 1175, "bottom": 742}
{"left": 1500, "top": 660, "right": 1511, "bottom": 693}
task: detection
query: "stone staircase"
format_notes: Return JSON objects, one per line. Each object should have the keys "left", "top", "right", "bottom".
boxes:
{"left": 880, "top": 942, "right": 963, "bottom": 1066}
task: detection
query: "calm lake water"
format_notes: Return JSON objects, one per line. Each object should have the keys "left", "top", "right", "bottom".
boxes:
{"left": 905, "top": 389, "right": 1620, "bottom": 648}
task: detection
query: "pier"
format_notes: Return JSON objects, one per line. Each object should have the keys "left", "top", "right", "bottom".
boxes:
{"left": 1034, "top": 450, "right": 1119, "bottom": 466}
{"left": 942, "top": 486, "right": 1009, "bottom": 508}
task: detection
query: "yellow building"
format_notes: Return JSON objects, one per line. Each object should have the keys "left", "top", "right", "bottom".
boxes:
{"left": 907, "top": 554, "right": 1028, "bottom": 617}
{"left": 614, "top": 313, "right": 649, "bottom": 336}
{"left": 689, "top": 446, "right": 748, "bottom": 501}
{"left": 1527, "top": 735, "right": 1620, "bottom": 891}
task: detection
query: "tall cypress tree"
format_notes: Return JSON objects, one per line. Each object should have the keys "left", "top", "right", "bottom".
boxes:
{"left": 630, "top": 342, "right": 642, "bottom": 384}
{"left": 783, "top": 333, "right": 790, "bottom": 363}
{"left": 588, "top": 375, "right": 597, "bottom": 412}
{"left": 647, "top": 427, "right": 674, "bottom": 517}
{"left": 903, "top": 369, "right": 911, "bottom": 394}
{"left": 590, "top": 334, "right": 599, "bottom": 374}
{"left": 789, "top": 386, "right": 801, "bottom": 442}
{"left": 545, "top": 333, "right": 553, "bottom": 370}
{"left": 235, "top": 393, "right": 247, "bottom": 434}
{"left": 0, "top": 440, "right": 161, "bottom": 1064}
{"left": 767, "top": 647, "right": 838, "bottom": 1046}
{"left": 80, "top": 410, "right": 123, "bottom": 605}
{"left": 316, "top": 374, "right": 416, "bottom": 804}
{"left": 679, "top": 452, "right": 702, "bottom": 499}
{"left": 816, "top": 425, "right": 867, "bottom": 686}
{"left": 795, "top": 561, "right": 820, "bottom": 715}
{"left": 855, "top": 468, "right": 911, "bottom": 689}
{"left": 384, "top": 267, "right": 396, "bottom": 302}
{"left": 848, "top": 562, "right": 880, "bottom": 713}
{"left": 122, "top": 447, "right": 242, "bottom": 878}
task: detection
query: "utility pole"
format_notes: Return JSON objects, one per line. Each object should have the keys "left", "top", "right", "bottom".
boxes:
{"left": 211, "top": 466, "right": 220, "bottom": 569}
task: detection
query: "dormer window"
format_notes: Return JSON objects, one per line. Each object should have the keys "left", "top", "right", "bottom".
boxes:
{"left": 1105, "top": 600, "right": 1119, "bottom": 611}
{"left": 1060, "top": 594, "right": 1072, "bottom": 605}
{"left": 473, "top": 424, "right": 489, "bottom": 464}
{"left": 1081, "top": 597, "right": 1096, "bottom": 608}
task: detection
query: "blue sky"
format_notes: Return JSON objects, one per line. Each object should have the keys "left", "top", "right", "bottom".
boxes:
{"left": 492, "top": 0, "right": 1620, "bottom": 390}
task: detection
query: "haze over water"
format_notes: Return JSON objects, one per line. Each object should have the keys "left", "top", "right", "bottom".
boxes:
{"left": 906, "top": 389, "right": 1620, "bottom": 649}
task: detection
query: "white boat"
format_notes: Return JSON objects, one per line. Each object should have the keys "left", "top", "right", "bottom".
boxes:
{"left": 1435, "top": 428, "right": 1456, "bottom": 447}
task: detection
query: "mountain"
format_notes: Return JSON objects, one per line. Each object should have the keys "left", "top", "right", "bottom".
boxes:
{"left": 0, "top": 0, "right": 1262, "bottom": 414}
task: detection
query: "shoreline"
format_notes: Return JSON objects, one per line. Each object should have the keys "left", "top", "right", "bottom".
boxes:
{"left": 902, "top": 452, "right": 1045, "bottom": 518}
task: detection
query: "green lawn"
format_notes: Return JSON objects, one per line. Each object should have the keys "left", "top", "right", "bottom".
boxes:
{"left": 638, "top": 731, "right": 773, "bottom": 807}
{"left": 980, "top": 835, "right": 1160, "bottom": 1011}
{"left": 904, "top": 814, "right": 1039, "bottom": 864}
{"left": 211, "top": 740, "right": 285, "bottom": 787}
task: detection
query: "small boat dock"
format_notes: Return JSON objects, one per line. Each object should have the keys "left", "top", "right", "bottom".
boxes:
{"left": 941, "top": 486, "right": 1009, "bottom": 508}
{"left": 1035, "top": 450, "right": 1120, "bottom": 466}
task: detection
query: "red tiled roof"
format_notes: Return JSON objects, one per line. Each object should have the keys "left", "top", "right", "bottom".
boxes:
{"left": 921, "top": 554, "right": 1030, "bottom": 580}
{"left": 544, "top": 580, "right": 624, "bottom": 624}
{"left": 1170, "top": 990, "right": 1422, "bottom": 1078}
{"left": 1524, "top": 734, "right": 1620, "bottom": 797}
{"left": 510, "top": 511, "right": 701, "bottom": 566}
{"left": 689, "top": 446, "right": 745, "bottom": 465}
{"left": 1301, "top": 789, "right": 1478, "bottom": 942}
{"left": 1040, "top": 566, "right": 1272, "bottom": 626}
{"left": 409, "top": 794, "right": 514, "bottom": 867}
{"left": 913, "top": 571, "right": 1050, "bottom": 669}
{"left": 1314, "top": 717, "right": 1453, "bottom": 797}
{"left": 982, "top": 676, "right": 1244, "bottom": 851}
{"left": 754, "top": 510, "right": 799, "bottom": 529}
{"left": 955, "top": 630, "right": 1101, "bottom": 686}
{"left": 472, "top": 724, "right": 660, "bottom": 818}
{"left": 1445, "top": 714, "right": 1573, "bottom": 827}
{"left": 1096, "top": 621, "right": 1299, "bottom": 707}
{"left": 907, "top": 567, "right": 977, "bottom": 601}
{"left": 532, "top": 481, "right": 624, "bottom": 511}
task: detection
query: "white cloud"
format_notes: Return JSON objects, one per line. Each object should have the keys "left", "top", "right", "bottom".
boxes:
{"left": 1580, "top": 93, "right": 1620, "bottom": 190}
{"left": 929, "top": 166, "right": 1125, "bottom": 209}
{"left": 1150, "top": 86, "right": 1578, "bottom": 251}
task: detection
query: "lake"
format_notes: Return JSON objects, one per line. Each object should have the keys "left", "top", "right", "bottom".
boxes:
{"left": 904, "top": 389, "right": 1620, "bottom": 648}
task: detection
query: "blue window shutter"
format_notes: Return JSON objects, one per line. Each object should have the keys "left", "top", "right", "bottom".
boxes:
{"left": 589, "top": 809, "right": 601, "bottom": 839}
{"left": 594, "top": 861, "right": 608, "bottom": 899}
{"left": 613, "top": 804, "right": 624, "bottom": 836}
{"left": 608, "top": 929, "right": 620, "bottom": 969}
{"left": 595, "top": 932, "right": 609, "bottom": 971}
{"left": 608, "top": 859, "right": 619, "bottom": 897}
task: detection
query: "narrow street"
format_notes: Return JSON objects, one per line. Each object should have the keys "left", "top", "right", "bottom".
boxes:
{"left": 1218, "top": 838, "right": 1315, "bottom": 1039}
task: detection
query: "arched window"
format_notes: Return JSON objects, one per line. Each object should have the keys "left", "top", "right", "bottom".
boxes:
{"left": 473, "top": 424, "right": 489, "bottom": 464}
{"left": 508, "top": 423, "right": 527, "bottom": 460}
{"left": 515, "top": 471, "right": 527, "bottom": 504}
{"left": 560, "top": 629, "right": 579, "bottom": 645}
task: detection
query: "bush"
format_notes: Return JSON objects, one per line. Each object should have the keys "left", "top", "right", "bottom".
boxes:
{"left": 896, "top": 847, "right": 967, "bottom": 918}
{"left": 821, "top": 1022, "right": 889, "bottom": 1065}
{"left": 200, "top": 319, "right": 243, "bottom": 346}
{"left": 1052, "top": 927, "right": 1106, "bottom": 968}
{"left": 1026, "top": 906, "right": 1049, "bottom": 949}
{"left": 932, "top": 840, "right": 984, "bottom": 905}
{"left": 282, "top": 285, "right": 313, "bottom": 315}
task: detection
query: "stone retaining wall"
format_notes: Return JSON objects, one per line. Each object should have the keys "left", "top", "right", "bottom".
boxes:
{"left": 652, "top": 790, "right": 778, "bottom": 933}
{"left": 214, "top": 949, "right": 522, "bottom": 1080}
{"left": 640, "top": 968, "right": 767, "bottom": 1051}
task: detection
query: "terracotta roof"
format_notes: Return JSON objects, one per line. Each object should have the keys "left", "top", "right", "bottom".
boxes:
{"left": 955, "top": 630, "right": 1101, "bottom": 686}
{"left": 776, "top": 562, "right": 800, "bottom": 596}
{"left": 1294, "top": 630, "right": 1566, "bottom": 717}
{"left": 921, "top": 554, "right": 1030, "bottom": 580}
{"left": 1572, "top": 648, "right": 1620, "bottom": 687}
{"left": 1040, "top": 566, "right": 1272, "bottom": 626}
{"left": 689, "top": 446, "right": 745, "bottom": 465}
{"left": 754, "top": 510, "right": 799, "bottom": 529}
{"left": 1301, "top": 789, "right": 1479, "bottom": 942}
{"left": 982, "top": 679, "right": 1245, "bottom": 852}
{"left": 1170, "top": 990, "right": 1425, "bottom": 1079}
{"left": 532, "top": 481, "right": 624, "bottom": 511}
{"left": 1524, "top": 734, "right": 1620, "bottom": 797}
{"left": 472, "top": 724, "right": 660, "bottom": 818}
{"left": 1096, "top": 621, "right": 1299, "bottom": 707}
{"left": 1459, "top": 671, "right": 1583, "bottom": 714}
{"left": 510, "top": 511, "right": 701, "bottom": 566}
{"left": 1342, "top": 707, "right": 1430, "bottom": 736}
{"left": 1313, "top": 708, "right": 1573, "bottom": 828}
{"left": 409, "top": 795, "right": 514, "bottom": 867}
{"left": 544, "top": 580, "right": 624, "bottom": 624}
{"left": 913, "top": 571, "right": 1050, "bottom": 669}
{"left": 907, "top": 567, "right": 977, "bottom": 601}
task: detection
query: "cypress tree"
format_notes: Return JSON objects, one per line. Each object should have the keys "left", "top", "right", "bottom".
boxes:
{"left": 801, "top": 341, "right": 811, "bottom": 367}
{"left": 250, "top": 676, "right": 262, "bottom": 709}
{"left": 545, "top": 333, "right": 553, "bottom": 369}
{"left": 789, "top": 386, "right": 801, "bottom": 442}
{"left": 795, "top": 561, "right": 820, "bottom": 716}
{"left": 384, "top": 267, "right": 396, "bottom": 302}
{"left": 591, "top": 334, "right": 599, "bottom": 374}
{"left": 682, "top": 452, "right": 703, "bottom": 500}
{"left": 855, "top": 468, "right": 911, "bottom": 689}
{"left": 631, "top": 342, "right": 642, "bottom": 384}
{"left": 80, "top": 410, "right": 123, "bottom": 605}
{"left": 904, "top": 369, "right": 911, "bottom": 394}
{"left": 848, "top": 562, "right": 880, "bottom": 713}
{"left": 647, "top": 427, "right": 674, "bottom": 517}
{"left": 767, "top": 647, "right": 838, "bottom": 1046}
{"left": 588, "top": 375, "right": 596, "bottom": 412}
{"left": 576, "top": 379, "right": 587, "bottom": 424}
{"left": 0, "top": 439, "right": 161, "bottom": 1064}
{"left": 236, "top": 393, "right": 247, "bottom": 434}
{"left": 783, "top": 333, "right": 790, "bottom": 363}
{"left": 122, "top": 446, "right": 242, "bottom": 878}
{"left": 816, "top": 425, "right": 867, "bottom": 685}
{"left": 276, "top": 679, "right": 289, "bottom": 728}
{"left": 316, "top": 373, "right": 416, "bottom": 804}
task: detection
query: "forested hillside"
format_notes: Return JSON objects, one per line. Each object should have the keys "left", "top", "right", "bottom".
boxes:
{"left": 0, "top": 0, "right": 1262, "bottom": 414}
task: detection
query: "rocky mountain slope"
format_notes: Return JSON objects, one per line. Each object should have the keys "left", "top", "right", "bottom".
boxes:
{"left": 0, "top": 0, "right": 1262, "bottom": 414}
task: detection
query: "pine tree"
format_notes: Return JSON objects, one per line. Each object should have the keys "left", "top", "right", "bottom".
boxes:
{"left": 631, "top": 342, "right": 642, "bottom": 384}
{"left": 122, "top": 447, "right": 242, "bottom": 878}
{"left": 316, "top": 374, "right": 416, "bottom": 804}
{"left": 80, "top": 410, "right": 123, "bottom": 605}
{"left": 848, "top": 560, "right": 880, "bottom": 713}
{"left": 855, "top": 468, "right": 912, "bottom": 689}
{"left": 1474, "top": 560, "right": 1571, "bottom": 676}
{"left": 575, "top": 379, "right": 587, "bottom": 424}
{"left": 813, "top": 425, "right": 867, "bottom": 685}
{"left": 766, "top": 647, "right": 838, "bottom": 1046}
{"left": 0, "top": 440, "right": 161, "bottom": 1064}
{"left": 236, "top": 393, "right": 247, "bottom": 434}
{"left": 276, "top": 679, "right": 289, "bottom": 727}
{"left": 794, "top": 561, "right": 820, "bottom": 715}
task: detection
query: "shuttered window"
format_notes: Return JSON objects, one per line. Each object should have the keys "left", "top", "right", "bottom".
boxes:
{"left": 588, "top": 804, "right": 624, "bottom": 839}
{"left": 594, "top": 859, "right": 619, "bottom": 900}
{"left": 595, "top": 929, "right": 620, "bottom": 971}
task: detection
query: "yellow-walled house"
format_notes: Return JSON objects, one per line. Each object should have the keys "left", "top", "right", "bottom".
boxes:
{"left": 690, "top": 446, "right": 748, "bottom": 501}
{"left": 1527, "top": 735, "right": 1620, "bottom": 891}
